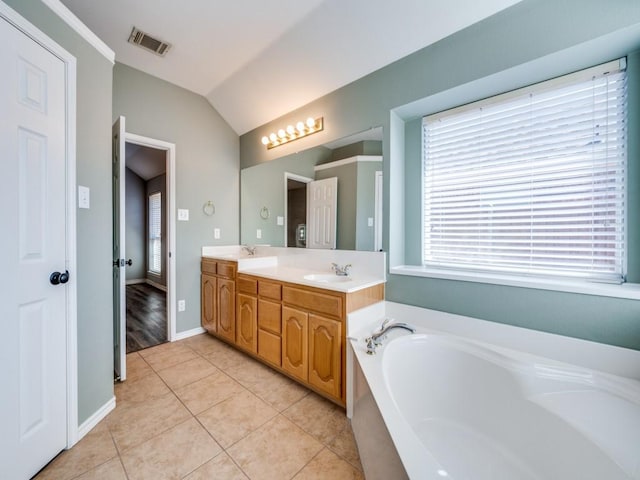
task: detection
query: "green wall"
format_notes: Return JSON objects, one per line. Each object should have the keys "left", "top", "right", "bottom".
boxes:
{"left": 125, "top": 168, "right": 146, "bottom": 280}
{"left": 240, "top": 0, "right": 640, "bottom": 350}
{"left": 356, "top": 161, "right": 382, "bottom": 251}
{"left": 5, "top": 0, "right": 116, "bottom": 424}
{"left": 113, "top": 63, "right": 239, "bottom": 334}
{"left": 241, "top": 147, "right": 329, "bottom": 246}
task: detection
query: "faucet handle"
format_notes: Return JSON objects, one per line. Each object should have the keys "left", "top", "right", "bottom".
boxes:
{"left": 376, "top": 317, "right": 392, "bottom": 333}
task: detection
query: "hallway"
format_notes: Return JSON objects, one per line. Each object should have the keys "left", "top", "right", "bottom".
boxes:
{"left": 35, "top": 334, "right": 363, "bottom": 479}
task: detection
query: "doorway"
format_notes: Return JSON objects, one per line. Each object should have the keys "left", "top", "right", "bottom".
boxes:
{"left": 284, "top": 172, "right": 312, "bottom": 247}
{"left": 113, "top": 117, "right": 176, "bottom": 380}
{"left": 124, "top": 143, "right": 168, "bottom": 353}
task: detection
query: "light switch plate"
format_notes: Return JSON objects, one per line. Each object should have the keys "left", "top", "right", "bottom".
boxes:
{"left": 256, "top": 229, "right": 262, "bottom": 239}
{"left": 78, "top": 186, "right": 90, "bottom": 209}
{"left": 178, "top": 209, "right": 189, "bottom": 221}
{"left": 276, "top": 216, "right": 284, "bottom": 226}
{"left": 368, "top": 217, "right": 374, "bottom": 227}
{"left": 214, "top": 228, "right": 220, "bottom": 239}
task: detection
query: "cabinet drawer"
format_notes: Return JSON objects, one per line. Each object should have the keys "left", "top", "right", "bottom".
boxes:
{"left": 217, "top": 261, "right": 237, "bottom": 279}
{"left": 201, "top": 259, "right": 217, "bottom": 275}
{"left": 258, "top": 329, "right": 281, "bottom": 367}
{"left": 237, "top": 275, "right": 258, "bottom": 295}
{"left": 259, "top": 280, "right": 282, "bottom": 300}
{"left": 282, "top": 286, "right": 343, "bottom": 318}
{"left": 258, "top": 299, "right": 281, "bottom": 335}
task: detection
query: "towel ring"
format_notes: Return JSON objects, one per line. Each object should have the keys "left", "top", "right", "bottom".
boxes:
{"left": 260, "top": 206, "right": 270, "bottom": 220}
{"left": 203, "top": 201, "right": 215, "bottom": 216}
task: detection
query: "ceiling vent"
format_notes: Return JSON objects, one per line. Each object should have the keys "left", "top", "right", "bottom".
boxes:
{"left": 128, "top": 27, "right": 171, "bottom": 57}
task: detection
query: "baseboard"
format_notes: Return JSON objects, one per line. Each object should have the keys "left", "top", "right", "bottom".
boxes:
{"left": 125, "top": 278, "right": 146, "bottom": 285}
{"left": 174, "top": 326, "right": 206, "bottom": 341}
{"left": 146, "top": 279, "right": 167, "bottom": 292}
{"left": 77, "top": 396, "right": 116, "bottom": 441}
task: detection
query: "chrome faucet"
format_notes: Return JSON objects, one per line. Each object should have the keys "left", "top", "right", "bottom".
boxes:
{"left": 365, "top": 319, "right": 415, "bottom": 355}
{"left": 242, "top": 245, "right": 257, "bottom": 256}
{"left": 331, "top": 263, "right": 352, "bottom": 276}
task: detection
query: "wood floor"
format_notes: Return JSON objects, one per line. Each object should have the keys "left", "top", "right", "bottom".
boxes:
{"left": 126, "top": 283, "right": 167, "bottom": 354}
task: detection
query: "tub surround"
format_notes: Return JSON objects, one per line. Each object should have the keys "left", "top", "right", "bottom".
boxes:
{"left": 347, "top": 302, "right": 640, "bottom": 479}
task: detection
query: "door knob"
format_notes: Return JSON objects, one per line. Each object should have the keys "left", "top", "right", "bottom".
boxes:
{"left": 125, "top": 259, "right": 132, "bottom": 266}
{"left": 50, "top": 270, "right": 70, "bottom": 285}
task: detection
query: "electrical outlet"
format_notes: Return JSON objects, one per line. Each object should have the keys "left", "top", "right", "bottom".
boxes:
{"left": 214, "top": 228, "right": 220, "bottom": 239}
{"left": 78, "top": 186, "right": 90, "bottom": 209}
{"left": 256, "top": 229, "right": 262, "bottom": 239}
{"left": 178, "top": 300, "right": 186, "bottom": 312}
{"left": 276, "top": 216, "right": 284, "bottom": 226}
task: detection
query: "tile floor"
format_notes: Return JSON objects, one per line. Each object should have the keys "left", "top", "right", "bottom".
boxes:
{"left": 35, "top": 334, "right": 363, "bottom": 480}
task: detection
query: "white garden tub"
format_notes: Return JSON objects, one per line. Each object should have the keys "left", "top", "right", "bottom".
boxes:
{"left": 348, "top": 302, "right": 640, "bottom": 480}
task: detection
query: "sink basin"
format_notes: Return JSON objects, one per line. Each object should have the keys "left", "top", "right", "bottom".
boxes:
{"left": 303, "top": 274, "right": 352, "bottom": 283}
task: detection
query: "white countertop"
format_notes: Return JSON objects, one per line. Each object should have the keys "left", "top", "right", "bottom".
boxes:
{"left": 238, "top": 264, "right": 384, "bottom": 293}
{"left": 201, "top": 246, "right": 386, "bottom": 293}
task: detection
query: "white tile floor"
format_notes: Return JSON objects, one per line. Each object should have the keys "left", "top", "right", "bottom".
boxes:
{"left": 35, "top": 334, "right": 363, "bottom": 480}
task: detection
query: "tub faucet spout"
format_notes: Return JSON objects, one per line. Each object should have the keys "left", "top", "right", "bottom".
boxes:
{"left": 365, "top": 321, "right": 415, "bottom": 355}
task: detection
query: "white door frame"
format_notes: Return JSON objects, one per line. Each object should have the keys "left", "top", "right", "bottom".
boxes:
{"left": 124, "top": 133, "right": 177, "bottom": 342}
{"left": 374, "top": 170, "right": 383, "bottom": 252}
{"left": 0, "top": 1, "right": 79, "bottom": 448}
{"left": 283, "top": 172, "right": 313, "bottom": 246}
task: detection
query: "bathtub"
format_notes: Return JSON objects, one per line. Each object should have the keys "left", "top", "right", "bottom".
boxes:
{"left": 347, "top": 302, "right": 640, "bottom": 480}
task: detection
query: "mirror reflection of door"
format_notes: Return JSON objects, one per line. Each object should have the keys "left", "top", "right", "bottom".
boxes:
{"left": 307, "top": 177, "right": 338, "bottom": 249}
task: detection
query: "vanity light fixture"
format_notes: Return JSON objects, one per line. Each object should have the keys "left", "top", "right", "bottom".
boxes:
{"left": 261, "top": 117, "right": 324, "bottom": 149}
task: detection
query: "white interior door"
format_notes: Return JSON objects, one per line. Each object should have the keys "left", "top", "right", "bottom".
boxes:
{"left": 307, "top": 177, "right": 338, "bottom": 249}
{"left": 0, "top": 14, "right": 68, "bottom": 479}
{"left": 112, "top": 117, "right": 126, "bottom": 381}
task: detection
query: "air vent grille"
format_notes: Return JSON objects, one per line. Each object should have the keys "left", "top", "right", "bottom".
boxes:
{"left": 128, "top": 27, "right": 171, "bottom": 57}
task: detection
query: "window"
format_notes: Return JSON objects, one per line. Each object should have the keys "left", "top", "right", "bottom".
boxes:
{"left": 148, "top": 191, "right": 162, "bottom": 275}
{"left": 422, "top": 59, "right": 627, "bottom": 283}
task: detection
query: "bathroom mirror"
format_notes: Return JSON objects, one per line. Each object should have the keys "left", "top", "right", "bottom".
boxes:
{"left": 240, "top": 127, "right": 383, "bottom": 250}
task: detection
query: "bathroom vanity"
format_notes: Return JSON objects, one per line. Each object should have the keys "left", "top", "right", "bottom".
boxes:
{"left": 200, "top": 246, "right": 385, "bottom": 406}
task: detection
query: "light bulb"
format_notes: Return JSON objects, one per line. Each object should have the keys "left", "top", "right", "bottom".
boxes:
{"left": 286, "top": 125, "right": 295, "bottom": 135}
{"left": 296, "top": 121, "right": 305, "bottom": 133}
{"left": 278, "top": 129, "right": 286, "bottom": 138}
{"left": 269, "top": 133, "right": 277, "bottom": 142}
{"left": 261, "top": 136, "right": 269, "bottom": 145}
{"left": 306, "top": 117, "right": 315, "bottom": 128}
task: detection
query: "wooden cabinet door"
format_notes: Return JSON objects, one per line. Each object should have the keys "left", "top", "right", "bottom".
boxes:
{"left": 282, "top": 306, "right": 308, "bottom": 382}
{"left": 308, "top": 314, "right": 341, "bottom": 399}
{"left": 258, "top": 330, "right": 281, "bottom": 367}
{"left": 217, "top": 277, "right": 236, "bottom": 342}
{"left": 236, "top": 293, "right": 257, "bottom": 353}
{"left": 201, "top": 274, "right": 217, "bottom": 333}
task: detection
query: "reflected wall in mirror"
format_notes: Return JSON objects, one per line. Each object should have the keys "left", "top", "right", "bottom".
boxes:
{"left": 241, "top": 127, "right": 383, "bottom": 251}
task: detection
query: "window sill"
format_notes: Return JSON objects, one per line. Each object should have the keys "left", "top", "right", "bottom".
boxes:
{"left": 389, "top": 265, "right": 640, "bottom": 300}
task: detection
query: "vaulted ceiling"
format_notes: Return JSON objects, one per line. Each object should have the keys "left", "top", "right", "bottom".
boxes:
{"left": 60, "top": 0, "right": 522, "bottom": 134}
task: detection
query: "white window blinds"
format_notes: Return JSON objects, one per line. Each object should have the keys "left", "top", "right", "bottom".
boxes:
{"left": 423, "top": 59, "right": 627, "bottom": 283}
{"left": 148, "top": 192, "right": 162, "bottom": 275}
